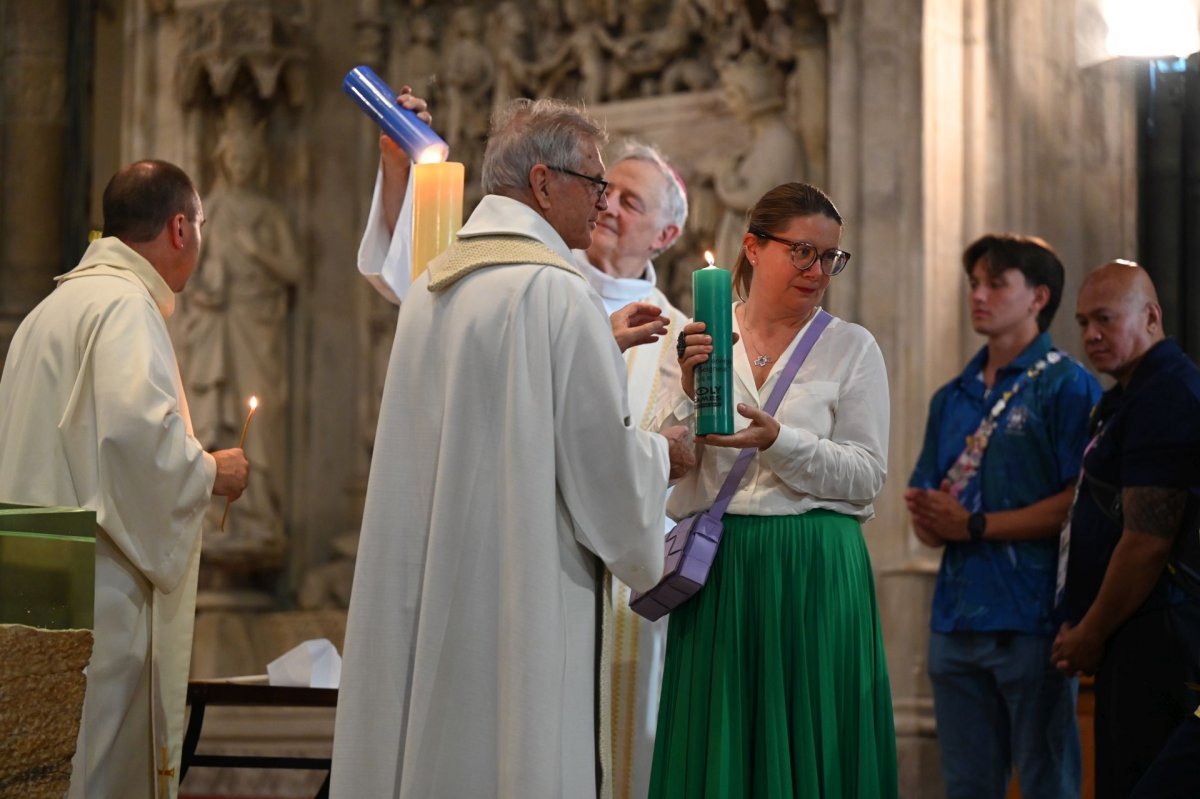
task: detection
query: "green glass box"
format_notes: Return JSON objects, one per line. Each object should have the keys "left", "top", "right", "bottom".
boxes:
{"left": 0, "top": 502, "right": 95, "bottom": 630}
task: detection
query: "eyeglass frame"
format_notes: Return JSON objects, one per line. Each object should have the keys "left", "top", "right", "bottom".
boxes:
{"left": 547, "top": 165, "right": 610, "bottom": 201}
{"left": 748, "top": 226, "right": 851, "bottom": 276}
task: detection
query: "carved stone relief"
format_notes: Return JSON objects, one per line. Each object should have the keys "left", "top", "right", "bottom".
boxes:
{"left": 369, "top": 0, "right": 830, "bottom": 306}
{"left": 169, "top": 0, "right": 309, "bottom": 603}
{"left": 180, "top": 99, "right": 300, "bottom": 568}
{"left": 711, "top": 52, "right": 807, "bottom": 268}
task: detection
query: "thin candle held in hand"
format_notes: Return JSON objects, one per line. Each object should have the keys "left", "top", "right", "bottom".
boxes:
{"left": 693, "top": 252, "right": 734, "bottom": 435}
{"left": 219, "top": 396, "right": 257, "bottom": 532}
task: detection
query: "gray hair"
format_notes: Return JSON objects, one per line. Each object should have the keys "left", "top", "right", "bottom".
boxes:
{"left": 611, "top": 140, "right": 688, "bottom": 241}
{"left": 480, "top": 98, "right": 608, "bottom": 194}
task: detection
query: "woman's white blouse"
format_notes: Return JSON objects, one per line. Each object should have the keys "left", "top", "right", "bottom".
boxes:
{"left": 663, "top": 306, "right": 890, "bottom": 521}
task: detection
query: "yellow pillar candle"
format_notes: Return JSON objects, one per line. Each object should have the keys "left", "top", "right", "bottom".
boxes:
{"left": 411, "top": 161, "right": 465, "bottom": 282}
{"left": 693, "top": 252, "right": 734, "bottom": 435}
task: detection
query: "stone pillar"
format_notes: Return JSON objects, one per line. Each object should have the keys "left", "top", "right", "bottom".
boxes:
{"left": 825, "top": 2, "right": 947, "bottom": 794}
{"left": 349, "top": 0, "right": 392, "bottom": 520}
{"left": 0, "top": 0, "right": 69, "bottom": 367}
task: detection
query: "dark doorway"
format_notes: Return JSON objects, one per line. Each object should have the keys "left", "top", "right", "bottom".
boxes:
{"left": 1138, "top": 54, "right": 1200, "bottom": 359}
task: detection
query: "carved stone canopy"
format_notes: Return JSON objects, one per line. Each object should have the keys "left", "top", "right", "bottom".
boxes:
{"left": 176, "top": 0, "right": 308, "bottom": 106}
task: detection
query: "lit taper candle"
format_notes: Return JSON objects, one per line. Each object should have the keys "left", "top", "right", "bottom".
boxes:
{"left": 693, "top": 251, "right": 733, "bottom": 435}
{"left": 219, "top": 396, "right": 257, "bottom": 532}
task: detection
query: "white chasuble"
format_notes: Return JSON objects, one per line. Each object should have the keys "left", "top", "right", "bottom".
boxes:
{"left": 0, "top": 238, "right": 215, "bottom": 799}
{"left": 331, "top": 196, "right": 669, "bottom": 799}
{"left": 573, "top": 252, "right": 688, "bottom": 799}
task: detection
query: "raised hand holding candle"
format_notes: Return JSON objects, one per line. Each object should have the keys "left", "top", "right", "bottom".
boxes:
{"left": 411, "top": 161, "right": 465, "bottom": 281}
{"left": 693, "top": 251, "right": 734, "bottom": 435}
{"left": 219, "top": 396, "right": 257, "bottom": 532}
{"left": 342, "top": 65, "right": 464, "bottom": 283}
{"left": 342, "top": 65, "right": 449, "bottom": 163}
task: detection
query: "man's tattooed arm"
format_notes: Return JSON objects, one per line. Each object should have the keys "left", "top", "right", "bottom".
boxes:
{"left": 1123, "top": 486, "right": 1187, "bottom": 540}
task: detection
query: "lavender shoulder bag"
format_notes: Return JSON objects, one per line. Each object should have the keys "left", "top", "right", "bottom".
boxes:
{"left": 630, "top": 309, "right": 833, "bottom": 621}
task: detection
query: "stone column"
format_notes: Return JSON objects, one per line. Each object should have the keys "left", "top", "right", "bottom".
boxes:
{"left": 0, "top": 0, "right": 69, "bottom": 367}
{"left": 349, "top": 0, "right": 392, "bottom": 520}
{"left": 825, "top": 2, "right": 947, "bottom": 794}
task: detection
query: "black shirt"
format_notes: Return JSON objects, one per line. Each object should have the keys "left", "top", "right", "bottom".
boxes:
{"left": 1061, "top": 338, "right": 1200, "bottom": 623}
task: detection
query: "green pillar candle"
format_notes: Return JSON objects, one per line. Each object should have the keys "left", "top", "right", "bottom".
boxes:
{"left": 693, "top": 261, "right": 734, "bottom": 435}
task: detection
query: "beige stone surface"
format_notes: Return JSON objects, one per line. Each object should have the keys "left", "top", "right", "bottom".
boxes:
{"left": 0, "top": 624, "right": 92, "bottom": 798}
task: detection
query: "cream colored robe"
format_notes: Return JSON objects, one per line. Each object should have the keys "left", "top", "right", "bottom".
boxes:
{"left": 357, "top": 176, "right": 685, "bottom": 797}
{"left": 0, "top": 238, "right": 215, "bottom": 799}
{"left": 330, "top": 196, "right": 669, "bottom": 799}
{"left": 572, "top": 252, "right": 687, "bottom": 799}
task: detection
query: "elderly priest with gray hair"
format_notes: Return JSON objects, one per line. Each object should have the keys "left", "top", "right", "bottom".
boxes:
{"left": 330, "top": 98, "right": 693, "bottom": 798}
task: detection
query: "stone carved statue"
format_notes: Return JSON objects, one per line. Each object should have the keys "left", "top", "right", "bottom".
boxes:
{"left": 710, "top": 52, "right": 807, "bottom": 270}
{"left": 531, "top": 0, "right": 625, "bottom": 103}
{"left": 181, "top": 100, "right": 300, "bottom": 563}
{"left": 441, "top": 7, "right": 494, "bottom": 156}
{"left": 746, "top": 7, "right": 830, "bottom": 188}
{"left": 389, "top": 11, "right": 439, "bottom": 103}
{"left": 439, "top": 6, "right": 494, "bottom": 207}
{"left": 488, "top": 2, "right": 533, "bottom": 115}
{"left": 609, "top": 0, "right": 706, "bottom": 96}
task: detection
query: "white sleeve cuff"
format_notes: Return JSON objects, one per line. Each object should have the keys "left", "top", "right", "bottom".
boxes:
{"left": 357, "top": 167, "right": 414, "bottom": 300}
{"left": 760, "top": 422, "right": 815, "bottom": 469}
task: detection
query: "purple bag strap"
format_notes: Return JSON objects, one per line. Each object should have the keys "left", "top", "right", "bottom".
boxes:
{"left": 707, "top": 309, "right": 833, "bottom": 519}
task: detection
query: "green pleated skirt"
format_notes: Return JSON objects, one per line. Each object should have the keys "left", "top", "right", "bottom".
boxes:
{"left": 648, "top": 511, "right": 898, "bottom": 799}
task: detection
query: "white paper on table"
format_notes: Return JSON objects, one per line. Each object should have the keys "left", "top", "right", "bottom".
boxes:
{"left": 266, "top": 638, "right": 342, "bottom": 688}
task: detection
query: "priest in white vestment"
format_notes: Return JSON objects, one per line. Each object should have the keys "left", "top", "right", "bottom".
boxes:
{"left": 358, "top": 115, "right": 691, "bottom": 799}
{"left": 330, "top": 99, "right": 694, "bottom": 799}
{"left": 0, "top": 161, "right": 250, "bottom": 799}
{"left": 570, "top": 142, "right": 690, "bottom": 799}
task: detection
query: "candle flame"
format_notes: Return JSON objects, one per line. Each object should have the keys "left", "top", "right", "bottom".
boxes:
{"left": 417, "top": 145, "right": 447, "bottom": 164}
{"left": 248, "top": 396, "right": 258, "bottom": 410}
{"left": 704, "top": 251, "right": 715, "bottom": 267}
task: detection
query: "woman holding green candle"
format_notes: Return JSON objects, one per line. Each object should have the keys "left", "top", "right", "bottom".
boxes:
{"left": 650, "top": 182, "right": 897, "bottom": 798}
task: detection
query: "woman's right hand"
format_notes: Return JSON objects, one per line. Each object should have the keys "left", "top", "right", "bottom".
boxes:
{"left": 677, "top": 321, "right": 712, "bottom": 401}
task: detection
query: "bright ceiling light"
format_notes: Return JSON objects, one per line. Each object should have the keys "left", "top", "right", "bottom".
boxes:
{"left": 1105, "top": 0, "right": 1200, "bottom": 58}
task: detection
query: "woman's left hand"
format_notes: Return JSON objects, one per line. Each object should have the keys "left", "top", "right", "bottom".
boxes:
{"left": 697, "top": 403, "right": 780, "bottom": 450}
